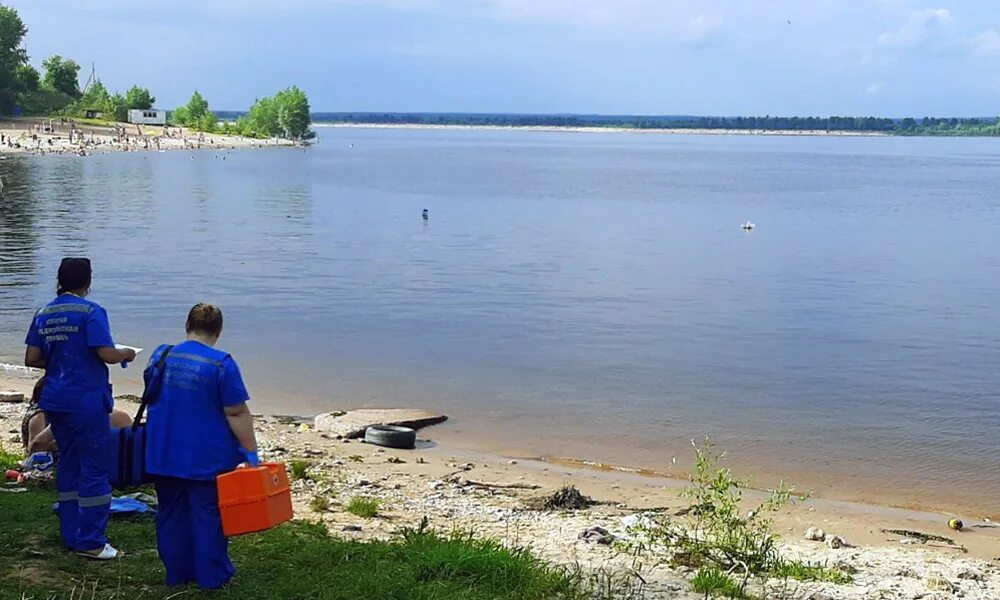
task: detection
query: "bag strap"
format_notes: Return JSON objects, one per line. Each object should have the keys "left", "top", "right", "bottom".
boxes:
{"left": 131, "top": 345, "right": 174, "bottom": 431}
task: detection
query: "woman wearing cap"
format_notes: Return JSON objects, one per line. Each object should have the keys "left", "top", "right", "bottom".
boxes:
{"left": 144, "top": 303, "right": 258, "bottom": 589}
{"left": 24, "top": 258, "right": 136, "bottom": 560}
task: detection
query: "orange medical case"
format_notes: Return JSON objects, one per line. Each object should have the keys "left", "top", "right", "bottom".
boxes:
{"left": 217, "top": 462, "right": 293, "bottom": 537}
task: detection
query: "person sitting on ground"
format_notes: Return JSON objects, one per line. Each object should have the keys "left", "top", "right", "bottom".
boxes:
{"left": 22, "top": 377, "right": 133, "bottom": 470}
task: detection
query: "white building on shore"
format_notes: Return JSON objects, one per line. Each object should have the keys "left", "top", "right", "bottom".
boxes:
{"left": 127, "top": 109, "right": 167, "bottom": 125}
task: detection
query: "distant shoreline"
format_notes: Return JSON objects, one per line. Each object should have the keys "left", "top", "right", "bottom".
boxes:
{"left": 317, "top": 122, "right": 890, "bottom": 137}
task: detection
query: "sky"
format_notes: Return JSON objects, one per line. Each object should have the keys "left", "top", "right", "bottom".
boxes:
{"left": 6, "top": 0, "right": 1000, "bottom": 116}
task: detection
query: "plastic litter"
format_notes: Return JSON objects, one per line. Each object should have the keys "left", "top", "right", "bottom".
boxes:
{"left": 23, "top": 452, "right": 54, "bottom": 472}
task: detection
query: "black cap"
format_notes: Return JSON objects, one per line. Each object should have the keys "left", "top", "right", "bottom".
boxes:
{"left": 57, "top": 258, "right": 92, "bottom": 294}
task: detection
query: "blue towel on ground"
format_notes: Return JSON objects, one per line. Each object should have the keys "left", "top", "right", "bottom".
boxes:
{"left": 53, "top": 497, "right": 155, "bottom": 515}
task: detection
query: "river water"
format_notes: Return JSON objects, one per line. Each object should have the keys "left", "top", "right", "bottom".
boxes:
{"left": 1, "top": 127, "right": 999, "bottom": 514}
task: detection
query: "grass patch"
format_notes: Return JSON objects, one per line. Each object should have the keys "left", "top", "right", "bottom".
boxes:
{"left": 289, "top": 459, "right": 313, "bottom": 481}
{"left": 691, "top": 568, "right": 750, "bottom": 599}
{"left": 346, "top": 496, "right": 381, "bottom": 518}
{"left": 1, "top": 487, "right": 589, "bottom": 599}
{"left": 74, "top": 117, "right": 118, "bottom": 127}
{"left": 772, "top": 560, "right": 853, "bottom": 584}
{"left": 0, "top": 441, "right": 23, "bottom": 471}
{"left": 310, "top": 495, "right": 331, "bottom": 513}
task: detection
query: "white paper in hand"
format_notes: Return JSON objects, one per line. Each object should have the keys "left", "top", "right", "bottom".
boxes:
{"left": 115, "top": 344, "right": 143, "bottom": 369}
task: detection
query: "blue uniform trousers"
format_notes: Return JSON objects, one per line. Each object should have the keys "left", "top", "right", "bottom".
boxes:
{"left": 153, "top": 476, "right": 235, "bottom": 589}
{"left": 46, "top": 410, "right": 112, "bottom": 552}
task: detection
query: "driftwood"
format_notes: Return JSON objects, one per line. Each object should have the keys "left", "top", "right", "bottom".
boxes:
{"left": 443, "top": 472, "right": 541, "bottom": 490}
{"left": 461, "top": 479, "right": 541, "bottom": 490}
{"left": 881, "top": 529, "right": 967, "bottom": 553}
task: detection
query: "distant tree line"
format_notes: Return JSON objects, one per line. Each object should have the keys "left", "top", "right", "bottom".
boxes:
{"left": 315, "top": 113, "right": 1000, "bottom": 136}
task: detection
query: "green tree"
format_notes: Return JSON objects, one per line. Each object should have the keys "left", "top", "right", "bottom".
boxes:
{"left": 172, "top": 90, "right": 209, "bottom": 125}
{"left": 274, "top": 85, "right": 311, "bottom": 138}
{"left": 240, "top": 87, "right": 312, "bottom": 139}
{"left": 0, "top": 5, "right": 28, "bottom": 113}
{"left": 195, "top": 112, "right": 217, "bottom": 132}
{"left": 14, "top": 63, "right": 38, "bottom": 90}
{"left": 41, "top": 55, "right": 81, "bottom": 98}
{"left": 80, "top": 78, "right": 110, "bottom": 107}
{"left": 185, "top": 90, "right": 208, "bottom": 119}
{"left": 106, "top": 92, "right": 128, "bottom": 122}
{"left": 123, "top": 85, "right": 154, "bottom": 109}
{"left": 244, "top": 96, "right": 279, "bottom": 137}
{"left": 171, "top": 105, "right": 188, "bottom": 125}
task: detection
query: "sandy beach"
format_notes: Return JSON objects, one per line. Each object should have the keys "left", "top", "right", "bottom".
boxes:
{"left": 0, "top": 117, "right": 294, "bottom": 157}
{"left": 2, "top": 369, "right": 999, "bottom": 599}
{"left": 318, "top": 122, "right": 891, "bottom": 137}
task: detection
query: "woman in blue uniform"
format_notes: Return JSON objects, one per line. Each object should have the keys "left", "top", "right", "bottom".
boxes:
{"left": 24, "top": 258, "right": 136, "bottom": 560}
{"left": 145, "top": 303, "right": 258, "bottom": 589}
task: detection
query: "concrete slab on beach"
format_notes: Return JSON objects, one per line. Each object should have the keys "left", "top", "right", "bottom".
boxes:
{"left": 0, "top": 391, "right": 25, "bottom": 403}
{"left": 314, "top": 409, "right": 448, "bottom": 438}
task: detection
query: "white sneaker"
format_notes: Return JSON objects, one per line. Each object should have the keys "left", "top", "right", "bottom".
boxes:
{"left": 76, "top": 543, "right": 122, "bottom": 560}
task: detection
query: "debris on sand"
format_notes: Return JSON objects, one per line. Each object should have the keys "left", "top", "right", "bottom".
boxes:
{"left": 530, "top": 485, "right": 594, "bottom": 510}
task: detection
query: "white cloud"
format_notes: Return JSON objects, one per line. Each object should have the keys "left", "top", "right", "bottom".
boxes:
{"left": 878, "top": 7, "right": 952, "bottom": 48}
{"left": 866, "top": 82, "right": 885, "bottom": 94}
{"left": 689, "top": 13, "right": 724, "bottom": 41}
{"left": 969, "top": 29, "right": 1000, "bottom": 54}
{"left": 483, "top": 0, "right": 725, "bottom": 41}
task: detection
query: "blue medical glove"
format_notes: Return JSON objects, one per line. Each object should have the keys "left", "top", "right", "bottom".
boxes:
{"left": 241, "top": 449, "right": 260, "bottom": 467}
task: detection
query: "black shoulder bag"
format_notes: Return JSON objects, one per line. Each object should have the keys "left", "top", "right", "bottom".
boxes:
{"left": 107, "top": 345, "right": 173, "bottom": 490}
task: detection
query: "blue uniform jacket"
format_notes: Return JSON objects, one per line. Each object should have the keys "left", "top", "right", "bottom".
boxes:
{"left": 25, "top": 295, "right": 115, "bottom": 413}
{"left": 144, "top": 340, "right": 250, "bottom": 481}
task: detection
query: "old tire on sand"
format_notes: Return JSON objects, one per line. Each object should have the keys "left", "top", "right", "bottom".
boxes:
{"left": 364, "top": 425, "right": 417, "bottom": 449}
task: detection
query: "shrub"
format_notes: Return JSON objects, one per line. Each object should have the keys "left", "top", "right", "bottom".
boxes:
{"left": 623, "top": 437, "right": 849, "bottom": 592}
{"left": 639, "top": 438, "right": 798, "bottom": 575}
